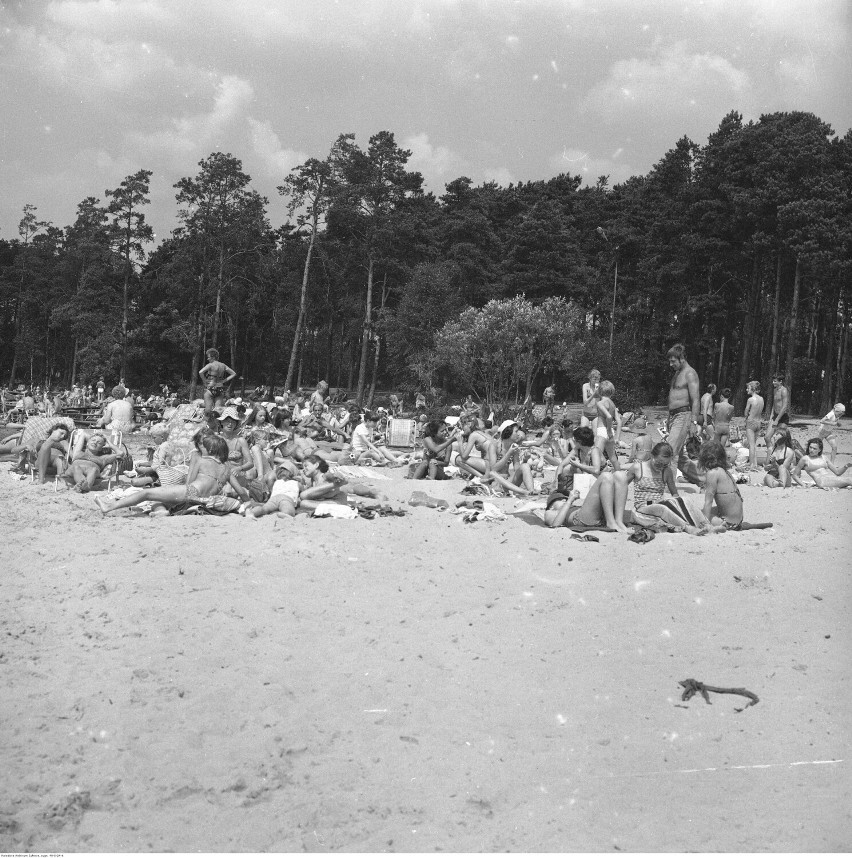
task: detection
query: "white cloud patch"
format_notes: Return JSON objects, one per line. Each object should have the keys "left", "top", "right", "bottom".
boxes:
{"left": 248, "top": 119, "right": 306, "bottom": 177}
{"left": 129, "top": 75, "right": 254, "bottom": 159}
{"left": 549, "top": 148, "right": 635, "bottom": 187}
{"left": 582, "top": 42, "right": 751, "bottom": 125}
{"left": 403, "top": 133, "right": 462, "bottom": 185}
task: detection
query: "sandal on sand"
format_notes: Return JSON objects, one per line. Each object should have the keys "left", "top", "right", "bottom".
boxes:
{"left": 570, "top": 533, "right": 599, "bottom": 543}
{"left": 628, "top": 527, "right": 655, "bottom": 543}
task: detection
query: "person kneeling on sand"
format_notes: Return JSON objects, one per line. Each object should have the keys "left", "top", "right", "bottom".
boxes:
{"left": 96, "top": 434, "right": 249, "bottom": 515}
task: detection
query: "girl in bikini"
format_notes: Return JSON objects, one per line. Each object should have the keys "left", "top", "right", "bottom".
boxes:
{"left": 581, "top": 369, "right": 601, "bottom": 430}
{"left": 454, "top": 414, "right": 490, "bottom": 479}
{"left": 411, "top": 421, "right": 457, "bottom": 480}
{"left": 483, "top": 421, "right": 535, "bottom": 496}
{"left": 96, "top": 434, "right": 249, "bottom": 515}
{"left": 763, "top": 430, "right": 795, "bottom": 488}
{"left": 698, "top": 441, "right": 744, "bottom": 529}
{"left": 791, "top": 437, "right": 852, "bottom": 489}
{"left": 743, "top": 381, "right": 765, "bottom": 471}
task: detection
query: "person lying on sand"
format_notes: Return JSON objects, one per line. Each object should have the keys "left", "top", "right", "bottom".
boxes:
{"left": 248, "top": 459, "right": 301, "bottom": 518}
{"left": 96, "top": 434, "right": 249, "bottom": 515}
{"left": 791, "top": 437, "right": 852, "bottom": 489}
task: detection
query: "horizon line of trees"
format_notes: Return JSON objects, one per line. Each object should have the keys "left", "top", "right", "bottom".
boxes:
{"left": 1, "top": 109, "right": 850, "bottom": 416}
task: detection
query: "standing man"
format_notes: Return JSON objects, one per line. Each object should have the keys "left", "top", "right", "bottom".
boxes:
{"left": 666, "top": 343, "right": 700, "bottom": 480}
{"left": 764, "top": 374, "right": 789, "bottom": 449}
{"left": 543, "top": 383, "right": 556, "bottom": 418}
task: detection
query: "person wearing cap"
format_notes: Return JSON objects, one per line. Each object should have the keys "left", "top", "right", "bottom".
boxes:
{"left": 248, "top": 458, "right": 301, "bottom": 518}
{"left": 483, "top": 420, "right": 535, "bottom": 496}
{"left": 217, "top": 406, "right": 254, "bottom": 476}
{"left": 817, "top": 402, "right": 846, "bottom": 463}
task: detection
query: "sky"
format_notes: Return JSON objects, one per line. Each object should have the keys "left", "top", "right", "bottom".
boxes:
{"left": 1, "top": 0, "right": 850, "bottom": 243}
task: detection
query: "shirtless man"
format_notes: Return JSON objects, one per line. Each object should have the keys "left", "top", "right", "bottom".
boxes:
{"left": 666, "top": 343, "right": 700, "bottom": 482}
{"left": 63, "top": 434, "right": 120, "bottom": 492}
{"left": 764, "top": 375, "right": 789, "bottom": 449}
{"left": 543, "top": 384, "right": 556, "bottom": 418}
{"left": 199, "top": 348, "right": 237, "bottom": 415}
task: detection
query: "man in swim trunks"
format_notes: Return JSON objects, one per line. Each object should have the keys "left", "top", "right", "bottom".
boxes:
{"left": 666, "top": 343, "right": 700, "bottom": 482}
{"left": 764, "top": 375, "right": 789, "bottom": 449}
{"left": 199, "top": 348, "right": 237, "bottom": 415}
{"left": 543, "top": 384, "right": 556, "bottom": 418}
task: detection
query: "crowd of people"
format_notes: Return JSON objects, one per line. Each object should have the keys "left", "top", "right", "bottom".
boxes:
{"left": 1, "top": 343, "right": 848, "bottom": 530}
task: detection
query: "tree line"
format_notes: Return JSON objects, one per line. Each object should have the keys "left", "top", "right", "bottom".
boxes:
{"left": 1, "top": 110, "right": 849, "bottom": 415}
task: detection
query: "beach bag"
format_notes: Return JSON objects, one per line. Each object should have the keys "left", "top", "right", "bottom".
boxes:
{"left": 156, "top": 464, "right": 189, "bottom": 486}
{"left": 115, "top": 444, "right": 134, "bottom": 473}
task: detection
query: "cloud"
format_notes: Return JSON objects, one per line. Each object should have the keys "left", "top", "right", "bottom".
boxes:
{"left": 129, "top": 75, "right": 254, "bottom": 159}
{"left": 248, "top": 119, "right": 307, "bottom": 178}
{"left": 403, "top": 133, "right": 463, "bottom": 186}
{"left": 581, "top": 42, "right": 751, "bottom": 126}
{"left": 548, "top": 148, "right": 635, "bottom": 187}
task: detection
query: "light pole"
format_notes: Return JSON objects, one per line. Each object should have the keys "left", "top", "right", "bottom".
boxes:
{"left": 596, "top": 227, "right": 619, "bottom": 359}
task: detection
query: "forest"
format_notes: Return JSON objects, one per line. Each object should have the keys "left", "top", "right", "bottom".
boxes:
{"left": 1, "top": 109, "right": 849, "bottom": 415}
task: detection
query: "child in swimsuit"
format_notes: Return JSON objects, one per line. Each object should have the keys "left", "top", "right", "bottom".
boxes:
{"left": 713, "top": 388, "right": 735, "bottom": 447}
{"left": 698, "top": 440, "right": 744, "bottom": 529}
{"left": 817, "top": 403, "right": 845, "bottom": 463}
{"left": 96, "top": 434, "right": 249, "bottom": 515}
{"left": 743, "top": 381, "right": 765, "bottom": 471}
{"left": 594, "top": 380, "right": 620, "bottom": 470}
{"left": 249, "top": 459, "right": 301, "bottom": 518}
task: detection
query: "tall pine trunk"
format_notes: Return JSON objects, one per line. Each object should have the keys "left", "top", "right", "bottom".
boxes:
{"left": 763, "top": 254, "right": 783, "bottom": 415}
{"left": 356, "top": 255, "right": 374, "bottom": 405}
{"left": 819, "top": 279, "right": 840, "bottom": 414}
{"left": 734, "top": 254, "right": 762, "bottom": 413}
{"left": 783, "top": 256, "right": 802, "bottom": 410}
{"left": 285, "top": 221, "right": 318, "bottom": 391}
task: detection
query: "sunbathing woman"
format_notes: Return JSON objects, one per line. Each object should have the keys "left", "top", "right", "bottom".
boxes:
{"left": 96, "top": 434, "right": 250, "bottom": 515}
{"left": 544, "top": 470, "right": 630, "bottom": 534}
{"left": 411, "top": 421, "right": 457, "bottom": 479}
{"left": 763, "top": 430, "right": 795, "bottom": 488}
{"left": 296, "top": 455, "right": 389, "bottom": 513}
{"left": 791, "top": 437, "right": 852, "bottom": 489}
{"left": 554, "top": 426, "right": 602, "bottom": 495}
{"left": 698, "top": 441, "right": 746, "bottom": 530}
{"left": 454, "top": 414, "right": 490, "bottom": 479}
{"left": 483, "top": 420, "right": 535, "bottom": 496}
{"left": 219, "top": 407, "right": 255, "bottom": 478}
{"left": 616, "top": 441, "right": 709, "bottom": 534}
{"left": 35, "top": 423, "right": 70, "bottom": 483}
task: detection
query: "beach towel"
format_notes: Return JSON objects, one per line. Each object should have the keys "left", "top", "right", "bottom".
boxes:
{"left": 312, "top": 503, "right": 359, "bottom": 519}
{"left": 332, "top": 465, "right": 392, "bottom": 481}
{"left": 511, "top": 510, "right": 616, "bottom": 532}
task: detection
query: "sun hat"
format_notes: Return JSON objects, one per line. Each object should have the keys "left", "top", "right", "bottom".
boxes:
{"left": 834, "top": 403, "right": 846, "bottom": 413}
{"left": 276, "top": 459, "right": 299, "bottom": 476}
{"left": 499, "top": 419, "right": 518, "bottom": 433}
{"left": 218, "top": 406, "right": 241, "bottom": 423}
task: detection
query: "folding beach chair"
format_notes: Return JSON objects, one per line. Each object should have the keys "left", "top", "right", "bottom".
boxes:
{"left": 385, "top": 418, "right": 416, "bottom": 450}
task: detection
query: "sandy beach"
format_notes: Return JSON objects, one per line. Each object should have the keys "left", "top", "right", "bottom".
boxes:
{"left": 1, "top": 415, "right": 850, "bottom": 852}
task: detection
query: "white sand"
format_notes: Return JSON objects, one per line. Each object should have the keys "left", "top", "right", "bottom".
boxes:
{"left": 1, "top": 416, "right": 850, "bottom": 851}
